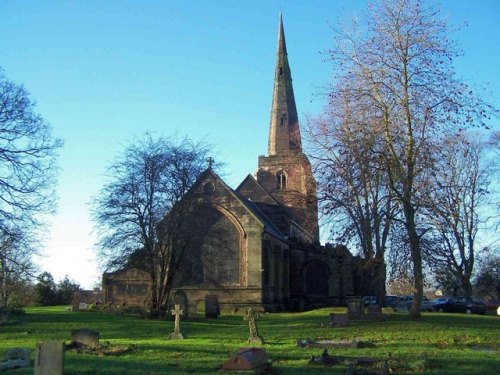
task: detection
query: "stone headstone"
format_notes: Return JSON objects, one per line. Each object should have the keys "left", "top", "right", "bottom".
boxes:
{"left": 168, "top": 304, "right": 184, "bottom": 340}
{"left": 71, "top": 328, "right": 99, "bottom": 347}
{"left": 244, "top": 308, "right": 264, "bottom": 344}
{"left": 222, "top": 347, "right": 269, "bottom": 373}
{"left": 366, "top": 305, "right": 384, "bottom": 319}
{"left": 329, "top": 313, "right": 349, "bottom": 327}
{"left": 78, "top": 302, "right": 88, "bottom": 310}
{"left": 346, "top": 298, "right": 364, "bottom": 319}
{"left": 205, "top": 295, "right": 220, "bottom": 318}
{"left": 34, "top": 341, "right": 64, "bottom": 375}
{"left": 0, "top": 348, "right": 30, "bottom": 371}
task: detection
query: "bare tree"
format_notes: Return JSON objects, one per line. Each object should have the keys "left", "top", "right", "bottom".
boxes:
{"left": 424, "top": 134, "right": 495, "bottom": 296}
{"left": 0, "top": 228, "right": 36, "bottom": 308}
{"left": 326, "top": 0, "right": 495, "bottom": 316}
{"left": 93, "top": 134, "right": 212, "bottom": 315}
{"left": 474, "top": 248, "right": 500, "bottom": 300}
{"left": 0, "top": 71, "right": 62, "bottom": 307}
{"left": 307, "top": 94, "right": 396, "bottom": 304}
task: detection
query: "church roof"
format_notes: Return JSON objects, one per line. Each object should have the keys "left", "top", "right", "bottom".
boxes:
{"left": 191, "top": 168, "right": 287, "bottom": 242}
{"left": 235, "top": 174, "right": 279, "bottom": 205}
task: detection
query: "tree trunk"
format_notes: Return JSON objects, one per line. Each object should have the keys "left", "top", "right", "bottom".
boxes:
{"left": 403, "top": 203, "right": 423, "bottom": 318}
{"left": 374, "top": 255, "right": 386, "bottom": 307}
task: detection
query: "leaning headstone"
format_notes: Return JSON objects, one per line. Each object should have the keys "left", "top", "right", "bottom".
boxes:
{"left": 0, "top": 348, "right": 30, "bottom": 371}
{"left": 329, "top": 313, "right": 349, "bottom": 327}
{"left": 244, "top": 308, "right": 264, "bottom": 344}
{"left": 168, "top": 304, "right": 184, "bottom": 340}
{"left": 222, "top": 347, "right": 269, "bottom": 373}
{"left": 34, "top": 341, "right": 64, "bottom": 375}
{"left": 346, "top": 298, "right": 364, "bottom": 319}
{"left": 205, "top": 295, "right": 220, "bottom": 318}
{"left": 71, "top": 328, "right": 99, "bottom": 348}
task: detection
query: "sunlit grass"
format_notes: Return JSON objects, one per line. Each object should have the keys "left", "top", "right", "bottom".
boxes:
{"left": 0, "top": 306, "right": 498, "bottom": 374}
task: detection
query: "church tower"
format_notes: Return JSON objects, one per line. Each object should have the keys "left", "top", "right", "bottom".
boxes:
{"left": 256, "top": 15, "right": 319, "bottom": 243}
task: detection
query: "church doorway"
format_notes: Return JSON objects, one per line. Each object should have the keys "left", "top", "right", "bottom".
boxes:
{"left": 304, "top": 260, "right": 330, "bottom": 296}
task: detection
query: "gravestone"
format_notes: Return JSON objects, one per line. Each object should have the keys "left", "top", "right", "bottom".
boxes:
{"left": 168, "top": 304, "right": 184, "bottom": 340}
{"left": 71, "top": 328, "right": 99, "bottom": 347}
{"left": 78, "top": 302, "right": 88, "bottom": 311}
{"left": 205, "top": 295, "right": 220, "bottom": 318}
{"left": 222, "top": 347, "right": 269, "bottom": 373}
{"left": 0, "top": 348, "right": 30, "bottom": 371}
{"left": 366, "top": 305, "right": 384, "bottom": 319}
{"left": 346, "top": 298, "right": 364, "bottom": 319}
{"left": 329, "top": 313, "right": 349, "bottom": 327}
{"left": 34, "top": 341, "right": 64, "bottom": 375}
{"left": 244, "top": 308, "right": 264, "bottom": 344}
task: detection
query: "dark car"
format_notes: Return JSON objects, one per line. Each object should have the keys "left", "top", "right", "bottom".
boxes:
{"left": 383, "top": 295, "right": 401, "bottom": 309}
{"left": 434, "top": 296, "right": 486, "bottom": 314}
{"left": 362, "top": 296, "right": 378, "bottom": 306}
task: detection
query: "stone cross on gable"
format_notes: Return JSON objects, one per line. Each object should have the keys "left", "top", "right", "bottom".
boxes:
{"left": 168, "top": 304, "right": 184, "bottom": 340}
{"left": 243, "top": 307, "right": 264, "bottom": 344}
{"left": 206, "top": 157, "right": 214, "bottom": 169}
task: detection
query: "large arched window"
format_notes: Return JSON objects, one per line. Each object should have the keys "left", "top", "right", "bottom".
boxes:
{"left": 180, "top": 205, "right": 241, "bottom": 286}
{"left": 276, "top": 170, "right": 287, "bottom": 190}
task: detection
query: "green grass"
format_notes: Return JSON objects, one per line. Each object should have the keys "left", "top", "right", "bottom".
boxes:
{"left": 1, "top": 306, "right": 499, "bottom": 374}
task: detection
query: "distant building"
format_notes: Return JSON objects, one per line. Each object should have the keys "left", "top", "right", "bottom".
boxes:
{"left": 103, "top": 16, "right": 357, "bottom": 313}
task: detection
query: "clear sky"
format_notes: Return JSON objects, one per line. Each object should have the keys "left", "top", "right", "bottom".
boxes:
{"left": 0, "top": 1, "right": 498, "bottom": 289}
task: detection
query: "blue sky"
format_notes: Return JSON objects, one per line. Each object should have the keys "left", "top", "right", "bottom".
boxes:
{"left": 1, "top": 1, "right": 498, "bottom": 288}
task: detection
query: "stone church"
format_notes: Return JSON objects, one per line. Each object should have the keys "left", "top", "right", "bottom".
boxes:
{"left": 103, "top": 17, "right": 356, "bottom": 313}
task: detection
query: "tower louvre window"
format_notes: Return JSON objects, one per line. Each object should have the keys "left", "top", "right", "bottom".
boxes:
{"left": 276, "top": 170, "right": 287, "bottom": 190}
{"left": 279, "top": 67, "right": 283, "bottom": 75}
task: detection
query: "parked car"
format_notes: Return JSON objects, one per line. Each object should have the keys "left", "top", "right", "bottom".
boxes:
{"left": 394, "top": 295, "right": 433, "bottom": 312}
{"left": 383, "top": 295, "right": 401, "bottom": 309}
{"left": 431, "top": 297, "right": 449, "bottom": 306}
{"left": 362, "top": 296, "right": 378, "bottom": 306}
{"left": 433, "top": 296, "right": 486, "bottom": 314}
{"left": 484, "top": 299, "right": 499, "bottom": 316}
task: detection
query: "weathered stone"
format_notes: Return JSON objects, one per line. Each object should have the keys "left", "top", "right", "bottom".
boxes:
{"left": 78, "top": 302, "right": 88, "bottom": 310}
{"left": 72, "top": 288, "right": 102, "bottom": 311}
{"left": 204, "top": 295, "right": 220, "bottom": 318}
{"left": 365, "top": 305, "right": 384, "bottom": 320}
{"left": 34, "top": 341, "right": 64, "bottom": 375}
{"left": 0, "top": 348, "right": 30, "bottom": 371}
{"left": 347, "top": 298, "right": 365, "bottom": 319}
{"left": 71, "top": 328, "right": 99, "bottom": 348}
{"left": 244, "top": 308, "right": 264, "bottom": 344}
{"left": 168, "top": 304, "right": 184, "bottom": 340}
{"left": 329, "top": 313, "right": 349, "bottom": 327}
{"left": 222, "top": 347, "right": 269, "bottom": 373}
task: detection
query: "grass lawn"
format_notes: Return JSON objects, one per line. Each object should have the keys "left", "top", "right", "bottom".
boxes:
{"left": 0, "top": 306, "right": 498, "bottom": 374}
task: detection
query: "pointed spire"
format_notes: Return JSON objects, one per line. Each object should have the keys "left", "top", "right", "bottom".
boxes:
{"left": 267, "top": 14, "right": 302, "bottom": 156}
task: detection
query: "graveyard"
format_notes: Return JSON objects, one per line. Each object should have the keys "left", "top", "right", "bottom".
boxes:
{"left": 0, "top": 306, "right": 498, "bottom": 374}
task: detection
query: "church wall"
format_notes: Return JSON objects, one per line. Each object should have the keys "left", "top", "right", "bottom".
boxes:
{"left": 171, "top": 172, "right": 271, "bottom": 311}
{"left": 261, "top": 233, "right": 290, "bottom": 311}
{"left": 257, "top": 154, "right": 319, "bottom": 241}
{"left": 102, "top": 267, "right": 151, "bottom": 306}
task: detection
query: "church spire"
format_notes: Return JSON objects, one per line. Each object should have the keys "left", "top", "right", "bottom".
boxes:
{"left": 267, "top": 14, "right": 302, "bottom": 156}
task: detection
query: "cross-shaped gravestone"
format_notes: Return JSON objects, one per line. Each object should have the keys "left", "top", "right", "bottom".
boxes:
{"left": 243, "top": 308, "right": 264, "bottom": 344}
{"left": 168, "top": 304, "right": 184, "bottom": 340}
